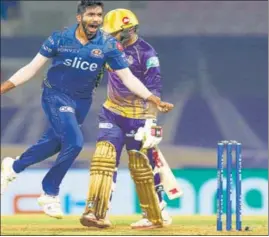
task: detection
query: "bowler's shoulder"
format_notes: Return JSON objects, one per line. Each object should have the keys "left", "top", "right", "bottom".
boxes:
{"left": 99, "top": 29, "right": 116, "bottom": 45}
{"left": 59, "top": 25, "right": 78, "bottom": 38}
{"left": 48, "top": 25, "right": 77, "bottom": 41}
{"left": 99, "top": 30, "right": 123, "bottom": 53}
{"left": 99, "top": 29, "right": 113, "bottom": 40}
{"left": 46, "top": 28, "right": 70, "bottom": 43}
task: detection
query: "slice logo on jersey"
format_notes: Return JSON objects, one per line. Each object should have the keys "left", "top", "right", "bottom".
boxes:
{"left": 116, "top": 42, "right": 124, "bottom": 52}
{"left": 59, "top": 106, "right": 75, "bottom": 113}
{"left": 146, "top": 56, "right": 160, "bottom": 69}
{"left": 91, "top": 49, "right": 104, "bottom": 58}
{"left": 63, "top": 57, "right": 98, "bottom": 71}
{"left": 122, "top": 16, "right": 130, "bottom": 25}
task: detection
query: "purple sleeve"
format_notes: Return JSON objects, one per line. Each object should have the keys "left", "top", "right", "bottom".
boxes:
{"left": 39, "top": 32, "right": 59, "bottom": 58}
{"left": 142, "top": 50, "right": 162, "bottom": 97}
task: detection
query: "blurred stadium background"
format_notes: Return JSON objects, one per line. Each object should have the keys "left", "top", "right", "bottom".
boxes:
{"left": 1, "top": 1, "right": 268, "bottom": 217}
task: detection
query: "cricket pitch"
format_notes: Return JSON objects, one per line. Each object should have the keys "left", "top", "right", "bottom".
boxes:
{"left": 1, "top": 215, "right": 268, "bottom": 235}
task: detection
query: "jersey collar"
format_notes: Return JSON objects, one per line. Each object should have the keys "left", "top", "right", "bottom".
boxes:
{"left": 89, "top": 29, "right": 101, "bottom": 44}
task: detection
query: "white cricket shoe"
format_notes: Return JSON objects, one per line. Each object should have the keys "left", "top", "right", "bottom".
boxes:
{"left": 37, "top": 193, "right": 64, "bottom": 219}
{"left": 130, "top": 201, "right": 172, "bottom": 229}
{"left": 1, "top": 157, "right": 17, "bottom": 195}
{"left": 130, "top": 218, "right": 158, "bottom": 229}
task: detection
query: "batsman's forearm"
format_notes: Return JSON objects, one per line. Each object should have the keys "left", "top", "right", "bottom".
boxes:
{"left": 0, "top": 81, "right": 16, "bottom": 94}
{"left": 121, "top": 75, "right": 152, "bottom": 100}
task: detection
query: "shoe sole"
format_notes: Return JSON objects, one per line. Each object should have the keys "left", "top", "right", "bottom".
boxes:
{"left": 80, "top": 216, "right": 111, "bottom": 229}
{"left": 131, "top": 224, "right": 163, "bottom": 230}
{"left": 46, "top": 214, "right": 63, "bottom": 219}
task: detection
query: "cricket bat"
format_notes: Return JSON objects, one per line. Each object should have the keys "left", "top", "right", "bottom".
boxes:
{"left": 153, "top": 146, "right": 183, "bottom": 200}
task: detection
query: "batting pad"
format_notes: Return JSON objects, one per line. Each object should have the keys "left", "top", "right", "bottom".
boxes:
{"left": 85, "top": 141, "right": 116, "bottom": 219}
{"left": 128, "top": 150, "right": 163, "bottom": 226}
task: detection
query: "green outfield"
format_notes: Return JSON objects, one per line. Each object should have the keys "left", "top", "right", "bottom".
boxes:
{"left": 1, "top": 215, "right": 268, "bottom": 235}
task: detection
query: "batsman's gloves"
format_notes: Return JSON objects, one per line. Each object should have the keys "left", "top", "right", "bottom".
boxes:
{"left": 134, "top": 119, "right": 163, "bottom": 149}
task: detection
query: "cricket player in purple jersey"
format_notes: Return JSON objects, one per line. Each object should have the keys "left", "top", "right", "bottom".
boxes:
{"left": 0, "top": 1, "right": 173, "bottom": 219}
{"left": 80, "top": 9, "right": 173, "bottom": 229}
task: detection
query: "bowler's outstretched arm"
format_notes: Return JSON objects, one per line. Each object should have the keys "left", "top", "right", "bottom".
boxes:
{"left": 0, "top": 53, "right": 49, "bottom": 94}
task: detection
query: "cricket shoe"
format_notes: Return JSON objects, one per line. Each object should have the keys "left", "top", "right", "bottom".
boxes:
{"left": 37, "top": 193, "right": 63, "bottom": 219}
{"left": 80, "top": 213, "right": 112, "bottom": 228}
{"left": 130, "top": 218, "right": 163, "bottom": 230}
{"left": 1, "top": 157, "right": 17, "bottom": 195}
{"left": 130, "top": 201, "right": 172, "bottom": 229}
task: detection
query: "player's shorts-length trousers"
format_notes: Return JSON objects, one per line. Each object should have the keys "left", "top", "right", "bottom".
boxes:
{"left": 96, "top": 107, "right": 162, "bottom": 190}
{"left": 97, "top": 106, "right": 155, "bottom": 166}
{"left": 13, "top": 86, "right": 92, "bottom": 195}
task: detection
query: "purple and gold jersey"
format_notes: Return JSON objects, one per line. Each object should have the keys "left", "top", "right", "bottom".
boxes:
{"left": 39, "top": 24, "right": 128, "bottom": 99}
{"left": 104, "top": 37, "right": 162, "bottom": 119}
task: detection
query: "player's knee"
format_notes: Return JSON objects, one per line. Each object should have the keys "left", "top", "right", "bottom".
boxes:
{"left": 62, "top": 130, "right": 84, "bottom": 150}
{"left": 67, "top": 137, "right": 84, "bottom": 155}
{"left": 128, "top": 150, "right": 153, "bottom": 176}
{"left": 72, "top": 140, "right": 84, "bottom": 153}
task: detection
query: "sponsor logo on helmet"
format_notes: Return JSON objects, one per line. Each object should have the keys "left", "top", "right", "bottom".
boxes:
{"left": 91, "top": 49, "right": 103, "bottom": 58}
{"left": 122, "top": 17, "right": 130, "bottom": 25}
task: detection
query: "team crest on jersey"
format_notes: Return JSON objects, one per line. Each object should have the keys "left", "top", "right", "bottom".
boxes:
{"left": 91, "top": 49, "right": 104, "bottom": 58}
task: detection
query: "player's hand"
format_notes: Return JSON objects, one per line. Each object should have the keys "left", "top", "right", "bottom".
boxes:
{"left": 146, "top": 95, "right": 174, "bottom": 113}
{"left": 157, "top": 101, "right": 174, "bottom": 113}
{"left": 135, "top": 119, "right": 163, "bottom": 149}
{"left": 0, "top": 81, "right": 16, "bottom": 95}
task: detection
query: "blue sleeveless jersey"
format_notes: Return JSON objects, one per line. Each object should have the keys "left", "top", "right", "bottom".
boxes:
{"left": 39, "top": 24, "right": 128, "bottom": 99}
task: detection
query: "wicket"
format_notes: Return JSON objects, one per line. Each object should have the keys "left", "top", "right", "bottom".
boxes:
{"left": 216, "top": 140, "right": 242, "bottom": 231}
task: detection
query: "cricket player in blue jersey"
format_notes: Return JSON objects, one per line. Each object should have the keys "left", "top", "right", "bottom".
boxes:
{"left": 0, "top": 0, "right": 174, "bottom": 219}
